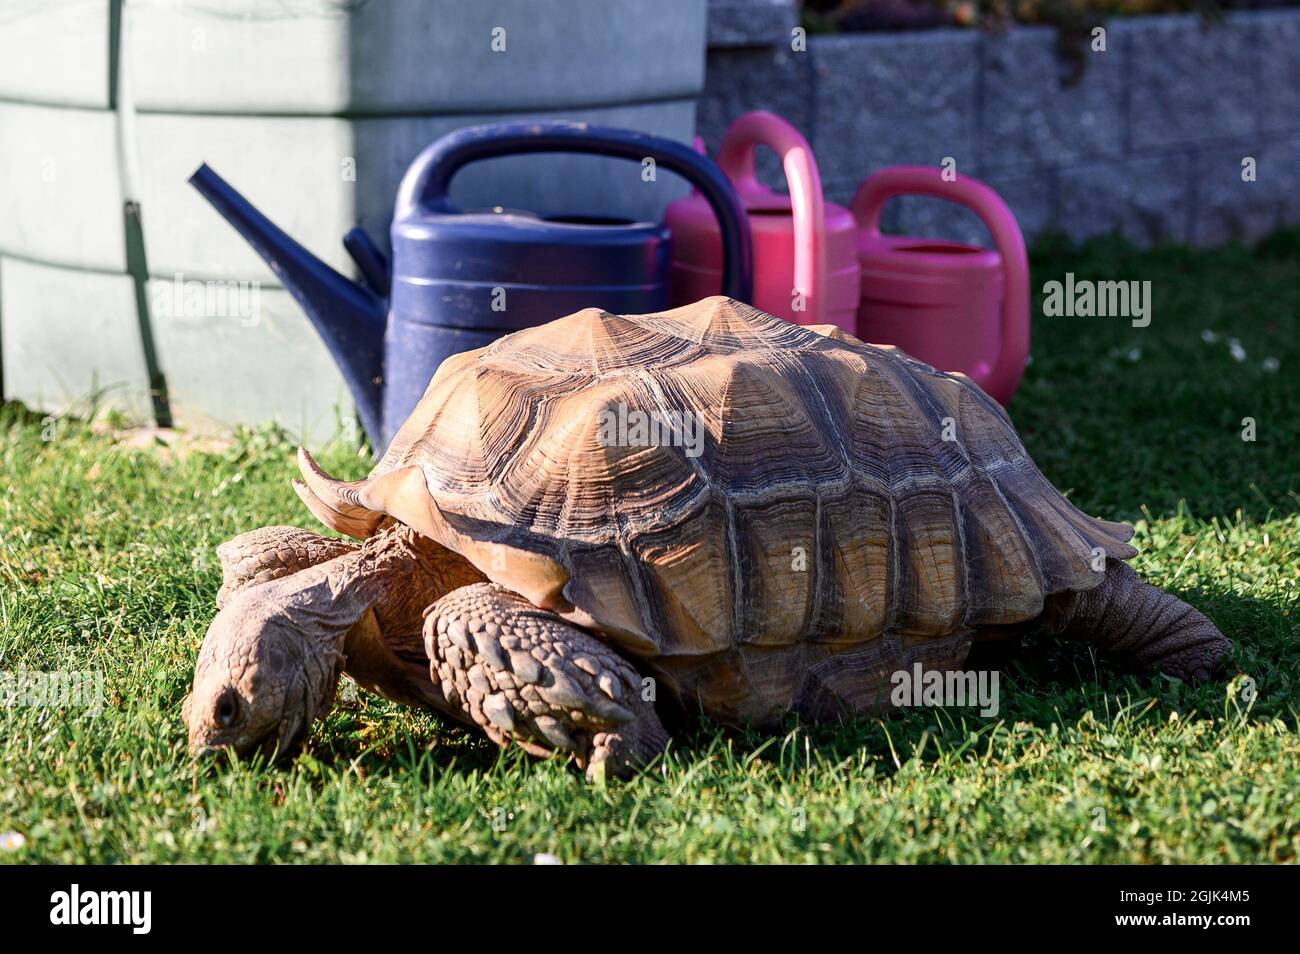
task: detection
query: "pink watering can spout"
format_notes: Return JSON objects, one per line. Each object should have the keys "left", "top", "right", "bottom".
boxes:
{"left": 850, "top": 166, "right": 1030, "bottom": 405}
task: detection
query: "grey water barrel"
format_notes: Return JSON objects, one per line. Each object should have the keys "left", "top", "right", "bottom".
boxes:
{"left": 0, "top": 0, "right": 707, "bottom": 442}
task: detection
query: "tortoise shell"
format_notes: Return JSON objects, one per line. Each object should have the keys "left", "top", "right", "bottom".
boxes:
{"left": 296, "top": 297, "right": 1135, "bottom": 721}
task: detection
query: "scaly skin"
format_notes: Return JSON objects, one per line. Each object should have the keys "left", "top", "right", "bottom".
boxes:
{"left": 185, "top": 524, "right": 484, "bottom": 758}
{"left": 1044, "top": 560, "right": 1230, "bottom": 682}
{"left": 423, "top": 583, "right": 669, "bottom": 780}
{"left": 216, "top": 526, "right": 357, "bottom": 608}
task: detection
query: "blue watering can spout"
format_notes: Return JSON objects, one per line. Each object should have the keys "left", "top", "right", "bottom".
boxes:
{"left": 188, "top": 163, "right": 388, "bottom": 449}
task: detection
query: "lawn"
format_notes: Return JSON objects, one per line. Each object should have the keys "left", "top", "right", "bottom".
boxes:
{"left": 1, "top": 232, "right": 1297, "bottom": 864}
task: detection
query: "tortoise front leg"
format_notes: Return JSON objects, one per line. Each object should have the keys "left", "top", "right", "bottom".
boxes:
{"left": 423, "top": 583, "right": 669, "bottom": 781}
{"left": 216, "top": 526, "right": 357, "bottom": 608}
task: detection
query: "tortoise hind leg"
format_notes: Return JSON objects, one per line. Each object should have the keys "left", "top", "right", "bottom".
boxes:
{"left": 1044, "top": 561, "right": 1230, "bottom": 683}
{"left": 423, "top": 583, "right": 669, "bottom": 780}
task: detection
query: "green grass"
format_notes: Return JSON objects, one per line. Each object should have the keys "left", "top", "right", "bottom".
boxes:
{"left": 2, "top": 232, "right": 1298, "bottom": 864}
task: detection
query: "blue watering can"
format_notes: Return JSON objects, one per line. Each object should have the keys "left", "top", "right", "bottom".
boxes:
{"left": 189, "top": 120, "right": 753, "bottom": 453}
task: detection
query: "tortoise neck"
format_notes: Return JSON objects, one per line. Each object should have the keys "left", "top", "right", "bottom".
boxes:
{"left": 334, "top": 524, "right": 475, "bottom": 615}
{"left": 320, "top": 520, "right": 481, "bottom": 619}
{"left": 327, "top": 525, "right": 488, "bottom": 715}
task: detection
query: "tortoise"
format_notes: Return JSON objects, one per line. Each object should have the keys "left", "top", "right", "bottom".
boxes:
{"left": 184, "top": 297, "right": 1230, "bottom": 778}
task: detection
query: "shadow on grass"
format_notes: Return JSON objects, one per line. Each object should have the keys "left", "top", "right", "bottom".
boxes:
{"left": 307, "top": 708, "right": 510, "bottom": 778}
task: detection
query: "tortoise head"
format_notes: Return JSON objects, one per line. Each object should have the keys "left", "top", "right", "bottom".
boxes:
{"left": 184, "top": 569, "right": 365, "bottom": 761}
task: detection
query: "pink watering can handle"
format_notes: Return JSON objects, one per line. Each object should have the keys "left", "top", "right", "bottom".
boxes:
{"left": 716, "top": 111, "right": 829, "bottom": 326}
{"left": 850, "top": 166, "right": 1029, "bottom": 403}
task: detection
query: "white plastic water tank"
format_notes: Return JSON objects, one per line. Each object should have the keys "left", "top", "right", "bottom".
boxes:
{"left": 0, "top": 0, "right": 707, "bottom": 442}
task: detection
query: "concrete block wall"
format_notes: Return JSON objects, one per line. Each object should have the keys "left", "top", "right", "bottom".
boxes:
{"left": 699, "top": 6, "right": 1300, "bottom": 249}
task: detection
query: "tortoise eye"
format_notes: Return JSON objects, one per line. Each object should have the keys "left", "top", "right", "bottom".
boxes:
{"left": 213, "top": 688, "right": 240, "bottom": 728}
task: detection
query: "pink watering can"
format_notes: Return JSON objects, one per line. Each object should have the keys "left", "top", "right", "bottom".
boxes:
{"left": 665, "top": 111, "right": 859, "bottom": 332}
{"left": 851, "top": 166, "right": 1029, "bottom": 405}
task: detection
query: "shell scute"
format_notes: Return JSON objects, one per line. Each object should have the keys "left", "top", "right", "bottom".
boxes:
{"left": 733, "top": 495, "right": 818, "bottom": 646}
{"left": 627, "top": 497, "right": 734, "bottom": 657}
{"left": 891, "top": 490, "right": 963, "bottom": 636}
{"left": 815, "top": 490, "right": 891, "bottom": 643}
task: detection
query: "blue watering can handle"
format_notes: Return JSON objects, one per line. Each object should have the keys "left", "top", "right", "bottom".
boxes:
{"left": 395, "top": 121, "right": 754, "bottom": 304}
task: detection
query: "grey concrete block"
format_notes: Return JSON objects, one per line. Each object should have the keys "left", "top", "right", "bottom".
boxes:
{"left": 0, "top": 0, "right": 111, "bottom": 108}
{"left": 0, "top": 256, "right": 150, "bottom": 420}
{"left": 699, "top": 45, "right": 814, "bottom": 148}
{"left": 126, "top": 0, "right": 706, "bottom": 114}
{"left": 1193, "top": 138, "right": 1300, "bottom": 247}
{"left": 975, "top": 166, "right": 1055, "bottom": 241}
{"left": 707, "top": 0, "right": 797, "bottom": 48}
{"left": 0, "top": 101, "right": 126, "bottom": 271}
{"left": 1057, "top": 152, "right": 1195, "bottom": 245}
{"left": 136, "top": 99, "right": 696, "bottom": 284}
{"left": 1124, "top": 14, "right": 1257, "bottom": 151}
{"left": 822, "top": 178, "right": 858, "bottom": 211}
{"left": 149, "top": 281, "right": 352, "bottom": 445}
{"left": 980, "top": 25, "right": 1123, "bottom": 169}
{"left": 698, "top": 44, "right": 815, "bottom": 190}
{"left": 1269, "top": 136, "right": 1300, "bottom": 226}
{"left": 811, "top": 32, "right": 978, "bottom": 186}
{"left": 1257, "top": 11, "right": 1300, "bottom": 134}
